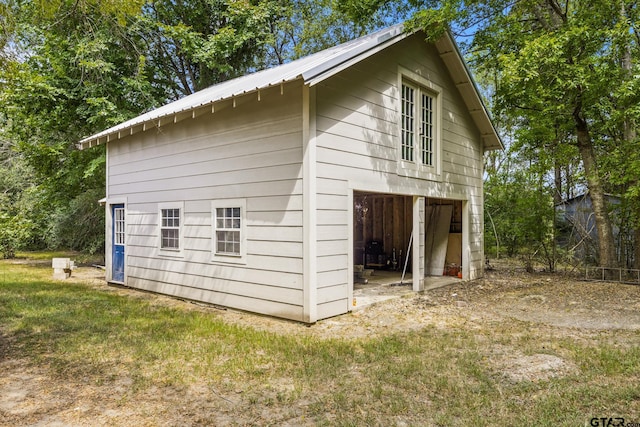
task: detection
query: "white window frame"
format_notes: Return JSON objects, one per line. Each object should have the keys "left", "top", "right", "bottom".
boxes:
{"left": 401, "top": 82, "right": 416, "bottom": 162}
{"left": 158, "top": 202, "right": 184, "bottom": 257}
{"left": 114, "top": 207, "right": 126, "bottom": 246}
{"left": 212, "top": 199, "right": 247, "bottom": 264}
{"left": 398, "top": 67, "right": 442, "bottom": 181}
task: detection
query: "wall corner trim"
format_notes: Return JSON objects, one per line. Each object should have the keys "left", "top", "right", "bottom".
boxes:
{"left": 302, "top": 85, "right": 318, "bottom": 323}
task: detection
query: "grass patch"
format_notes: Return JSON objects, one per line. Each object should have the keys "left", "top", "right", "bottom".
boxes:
{"left": 1, "top": 254, "right": 639, "bottom": 425}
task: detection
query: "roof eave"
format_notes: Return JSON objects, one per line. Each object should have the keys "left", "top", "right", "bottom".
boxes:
{"left": 79, "top": 24, "right": 504, "bottom": 153}
{"left": 303, "top": 25, "right": 411, "bottom": 86}
{"left": 434, "top": 32, "right": 504, "bottom": 151}
{"left": 77, "top": 77, "right": 302, "bottom": 150}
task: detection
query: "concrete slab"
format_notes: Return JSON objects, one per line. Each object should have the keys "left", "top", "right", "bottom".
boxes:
{"left": 352, "top": 270, "right": 460, "bottom": 309}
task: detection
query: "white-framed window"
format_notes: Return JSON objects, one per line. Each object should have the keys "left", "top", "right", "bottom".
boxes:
{"left": 401, "top": 83, "right": 415, "bottom": 162}
{"left": 114, "top": 207, "right": 125, "bottom": 245}
{"left": 420, "top": 91, "right": 435, "bottom": 166}
{"left": 398, "top": 67, "right": 442, "bottom": 179}
{"left": 158, "top": 202, "right": 184, "bottom": 255}
{"left": 212, "top": 199, "right": 247, "bottom": 264}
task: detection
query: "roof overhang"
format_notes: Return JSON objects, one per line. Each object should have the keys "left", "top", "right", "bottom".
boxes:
{"left": 434, "top": 32, "right": 503, "bottom": 151}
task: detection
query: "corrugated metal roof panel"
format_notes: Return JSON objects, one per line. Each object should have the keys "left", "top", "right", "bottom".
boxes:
{"left": 78, "top": 24, "right": 407, "bottom": 148}
{"left": 78, "top": 23, "right": 502, "bottom": 151}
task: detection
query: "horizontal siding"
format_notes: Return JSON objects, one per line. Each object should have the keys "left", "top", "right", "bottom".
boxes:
{"left": 316, "top": 116, "right": 395, "bottom": 147}
{"left": 317, "top": 225, "right": 349, "bottom": 241}
{"left": 317, "top": 299, "right": 348, "bottom": 320}
{"left": 317, "top": 254, "right": 348, "bottom": 273}
{"left": 127, "top": 245, "right": 303, "bottom": 274}
{"left": 126, "top": 266, "right": 302, "bottom": 304}
{"left": 108, "top": 82, "right": 307, "bottom": 321}
{"left": 317, "top": 178, "right": 348, "bottom": 196}
{"left": 110, "top": 164, "right": 302, "bottom": 194}
{"left": 317, "top": 284, "right": 349, "bottom": 305}
{"left": 110, "top": 145, "right": 303, "bottom": 186}
{"left": 247, "top": 226, "right": 302, "bottom": 243}
{"left": 109, "top": 86, "right": 300, "bottom": 162}
{"left": 314, "top": 31, "right": 487, "bottom": 296}
{"left": 111, "top": 180, "right": 303, "bottom": 205}
{"left": 127, "top": 276, "right": 303, "bottom": 321}
{"left": 318, "top": 269, "right": 349, "bottom": 288}
{"left": 127, "top": 256, "right": 302, "bottom": 289}
{"left": 317, "top": 240, "right": 348, "bottom": 257}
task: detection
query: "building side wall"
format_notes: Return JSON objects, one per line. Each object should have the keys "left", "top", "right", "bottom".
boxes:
{"left": 107, "top": 82, "right": 306, "bottom": 321}
{"left": 314, "top": 34, "right": 486, "bottom": 318}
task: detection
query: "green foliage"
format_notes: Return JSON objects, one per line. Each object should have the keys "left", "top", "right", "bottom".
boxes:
{"left": 0, "top": 0, "right": 150, "bottom": 255}
{"left": 0, "top": 0, "right": 403, "bottom": 256}
{"left": 484, "top": 150, "right": 557, "bottom": 270}
{"left": 45, "top": 188, "right": 106, "bottom": 255}
{"left": 350, "top": 0, "right": 639, "bottom": 267}
{"left": 138, "top": 0, "right": 286, "bottom": 96}
{"left": 273, "top": 0, "right": 371, "bottom": 61}
{"left": 0, "top": 213, "right": 30, "bottom": 258}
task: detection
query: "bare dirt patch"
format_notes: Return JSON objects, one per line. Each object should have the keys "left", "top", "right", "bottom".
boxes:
{"left": 2, "top": 265, "right": 639, "bottom": 425}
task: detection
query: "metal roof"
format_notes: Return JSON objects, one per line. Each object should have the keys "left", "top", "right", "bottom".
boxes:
{"left": 79, "top": 23, "right": 503, "bottom": 151}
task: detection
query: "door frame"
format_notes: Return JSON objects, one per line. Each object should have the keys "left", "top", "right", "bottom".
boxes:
{"left": 348, "top": 190, "right": 424, "bottom": 312}
{"left": 106, "top": 198, "right": 127, "bottom": 283}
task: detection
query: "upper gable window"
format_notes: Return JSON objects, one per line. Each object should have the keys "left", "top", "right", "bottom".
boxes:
{"left": 401, "top": 83, "right": 416, "bottom": 162}
{"left": 420, "top": 91, "right": 435, "bottom": 166}
{"left": 398, "top": 67, "right": 442, "bottom": 180}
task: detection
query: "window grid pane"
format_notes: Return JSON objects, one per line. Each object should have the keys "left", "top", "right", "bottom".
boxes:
{"left": 160, "top": 208, "right": 180, "bottom": 249}
{"left": 161, "top": 228, "right": 179, "bottom": 249}
{"left": 421, "top": 93, "right": 434, "bottom": 166}
{"left": 114, "top": 208, "right": 125, "bottom": 245}
{"left": 401, "top": 84, "right": 414, "bottom": 161}
{"left": 215, "top": 206, "right": 242, "bottom": 255}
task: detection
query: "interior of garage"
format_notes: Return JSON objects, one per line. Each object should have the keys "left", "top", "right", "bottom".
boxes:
{"left": 353, "top": 192, "right": 463, "bottom": 283}
{"left": 353, "top": 192, "right": 413, "bottom": 274}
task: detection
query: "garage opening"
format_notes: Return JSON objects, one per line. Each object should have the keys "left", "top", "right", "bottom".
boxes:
{"left": 353, "top": 192, "right": 413, "bottom": 286}
{"left": 424, "top": 198, "right": 463, "bottom": 278}
{"left": 352, "top": 192, "right": 464, "bottom": 307}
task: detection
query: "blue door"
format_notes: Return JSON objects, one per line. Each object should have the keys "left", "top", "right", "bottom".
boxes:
{"left": 112, "top": 204, "right": 125, "bottom": 282}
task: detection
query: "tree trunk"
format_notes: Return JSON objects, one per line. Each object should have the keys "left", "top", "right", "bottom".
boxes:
{"left": 554, "top": 158, "right": 562, "bottom": 205}
{"left": 574, "top": 117, "right": 618, "bottom": 268}
{"left": 620, "top": 1, "right": 639, "bottom": 269}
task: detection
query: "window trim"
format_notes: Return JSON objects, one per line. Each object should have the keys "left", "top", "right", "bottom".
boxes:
{"left": 114, "top": 206, "right": 126, "bottom": 246}
{"left": 158, "top": 202, "right": 184, "bottom": 257}
{"left": 397, "top": 66, "right": 443, "bottom": 181}
{"left": 211, "top": 199, "right": 247, "bottom": 264}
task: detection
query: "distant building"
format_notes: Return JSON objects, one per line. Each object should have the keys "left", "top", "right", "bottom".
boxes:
{"left": 556, "top": 192, "right": 634, "bottom": 266}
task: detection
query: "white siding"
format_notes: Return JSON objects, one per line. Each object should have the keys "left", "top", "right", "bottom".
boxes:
{"left": 314, "top": 33, "right": 486, "bottom": 317}
{"left": 108, "top": 82, "right": 306, "bottom": 322}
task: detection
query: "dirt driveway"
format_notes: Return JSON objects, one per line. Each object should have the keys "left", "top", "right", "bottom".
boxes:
{"left": 223, "top": 268, "right": 640, "bottom": 338}
{"left": 1, "top": 265, "right": 639, "bottom": 425}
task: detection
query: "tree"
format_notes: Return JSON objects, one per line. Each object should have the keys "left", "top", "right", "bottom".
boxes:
{"left": 0, "top": 0, "right": 155, "bottom": 255}
{"left": 341, "top": 0, "right": 640, "bottom": 268}
{"left": 135, "top": 0, "right": 284, "bottom": 98}
{"left": 1, "top": 0, "right": 390, "bottom": 254}
{"left": 271, "top": 0, "right": 409, "bottom": 62}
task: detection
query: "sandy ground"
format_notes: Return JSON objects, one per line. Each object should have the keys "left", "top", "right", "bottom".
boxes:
{"left": 1, "top": 264, "right": 639, "bottom": 425}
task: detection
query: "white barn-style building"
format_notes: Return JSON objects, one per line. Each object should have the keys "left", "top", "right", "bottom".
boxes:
{"left": 80, "top": 24, "right": 502, "bottom": 323}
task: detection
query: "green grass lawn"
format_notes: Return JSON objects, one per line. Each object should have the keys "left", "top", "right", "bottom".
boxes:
{"left": 1, "top": 255, "right": 639, "bottom": 426}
